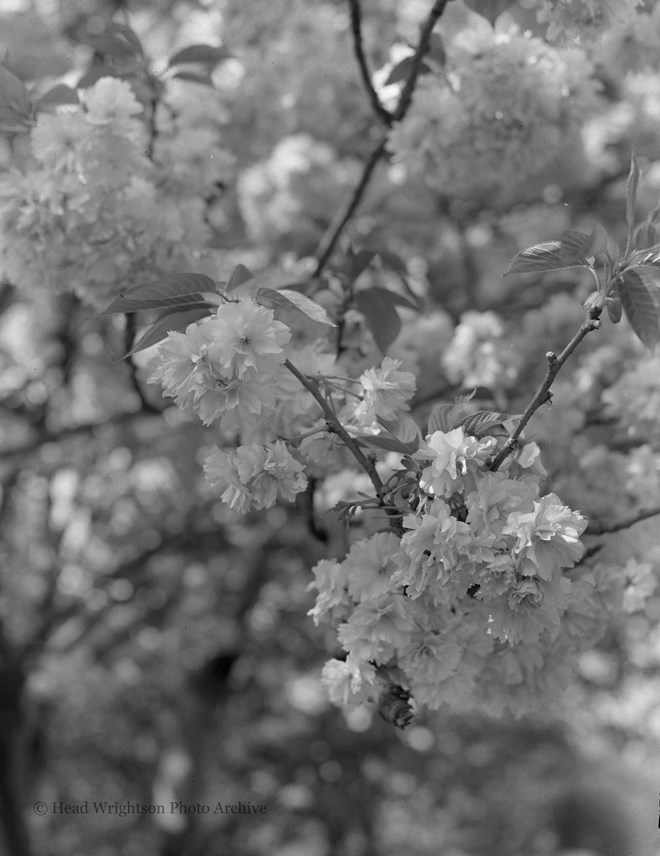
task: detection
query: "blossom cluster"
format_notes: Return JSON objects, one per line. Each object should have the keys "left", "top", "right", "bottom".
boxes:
{"left": 527, "top": 0, "right": 644, "bottom": 43}
{"left": 310, "top": 426, "right": 597, "bottom": 717}
{"left": 0, "top": 77, "right": 219, "bottom": 309}
{"left": 386, "top": 28, "right": 600, "bottom": 202}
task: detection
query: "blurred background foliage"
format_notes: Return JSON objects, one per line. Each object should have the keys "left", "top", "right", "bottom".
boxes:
{"left": 2, "top": 1, "right": 660, "bottom": 855}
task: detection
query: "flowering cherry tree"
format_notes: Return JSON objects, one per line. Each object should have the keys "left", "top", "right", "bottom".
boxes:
{"left": 2, "top": 0, "right": 660, "bottom": 745}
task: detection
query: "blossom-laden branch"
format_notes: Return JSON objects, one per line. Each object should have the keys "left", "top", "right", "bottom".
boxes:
{"left": 284, "top": 358, "right": 385, "bottom": 499}
{"left": 348, "top": 0, "right": 393, "bottom": 126}
{"left": 313, "top": 0, "right": 451, "bottom": 276}
{"left": 586, "top": 506, "right": 660, "bottom": 536}
{"left": 489, "top": 304, "right": 603, "bottom": 472}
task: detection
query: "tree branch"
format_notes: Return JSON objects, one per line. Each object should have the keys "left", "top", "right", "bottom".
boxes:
{"left": 313, "top": 0, "right": 450, "bottom": 277}
{"left": 489, "top": 305, "right": 603, "bottom": 472}
{"left": 124, "top": 313, "right": 164, "bottom": 414}
{"left": 586, "top": 506, "right": 660, "bottom": 536}
{"left": 348, "top": 0, "right": 393, "bottom": 126}
{"left": 284, "top": 358, "right": 385, "bottom": 498}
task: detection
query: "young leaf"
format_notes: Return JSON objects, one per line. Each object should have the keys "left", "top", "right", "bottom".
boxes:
{"left": 126, "top": 306, "right": 212, "bottom": 357}
{"left": 256, "top": 287, "right": 335, "bottom": 326}
{"left": 619, "top": 270, "right": 660, "bottom": 349}
{"left": 633, "top": 221, "right": 658, "bottom": 252}
{"left": 354, "top": 287, "right": 403, "bottom": 354}
{"left": 103, "top": 273, "right": 218, "bottom": 314}
{"left": 168, "top": 44, "right": 231, "bottom": 67}
{"left": 463, "top": 0, "right": 516, "bottom": 26}
{"left": 0, "top": 64, "right": 34, "bottom": 133}
{"left": 226, "top": 264, "right": 255, "bottom": 292}
{"left": 385, "top": 56, "right": 432, "bottom": 86}
{"left": 106, "top": 22, "right": 143, "bottom": 56}
{"left": 85, "top": 34, "right": 137, "bottom": 58}
{"left": 171, "top": 71, "right": 214, "bottom": 87}
{"left": 35, "top": 84, "right": 80, "bottom": 110}
{"left": 460, "top": 409, "right": 516, "bottom": 439}
{"left": 504, "top": 239, "right": 591, "bottom": 276}
{"left": 427, "top": 33, "right": 446, "bottom": 68}
{"left": 427, "top": 403, "right": 461, "bottom": 434}
{"left": 378, "top": 416, "right": 422, "bottom": 450}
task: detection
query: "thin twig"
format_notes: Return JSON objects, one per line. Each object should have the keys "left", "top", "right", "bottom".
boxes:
{"left": 489, "top": 305, "right": 603, "bottom": 472}
{"left": 124, "top": 314, "right": 163, "bottom": 414}
{"left": 313, "top": 0, "right": 450, "bottom": 277}
{"left": 586, "top": 506, "right": 660, "bottom": 536}
{"left": 284, "top": 358, "right": 384, "bottom": 498}
{"left": 348, "top": 0, "right": 393, "bottom": 126}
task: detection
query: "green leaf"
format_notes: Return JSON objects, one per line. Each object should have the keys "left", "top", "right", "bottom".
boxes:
{"left": 168, "top": 44, "right": 231, "bottom": 67}
{"left": 633, "top": 222, "right": 658, "bottom": 252}
{"left": 171, "top": 71, "right": 214, "bottom": 86}
{"left": 463, "top": 0, "right": 516, "bottom": 26}
{"left": 103, "top": 273, "right": 218, "bottom": 313}
{"left": 606, "top": 296, "right": 622, "bottom": 324}
{"left": 504, "top": 240, "right": 591, "bottom": 276}
{"left": 354, "top": 287, "right": 403, "bottom": 354}
{"left": 106, "top": 22, "right": 143, "bottom": 56}
{"left": 385, "top": 56, "right": 432, "bottom": 86}
{"left": 378, "top": 416, "right": 421, "bottom": 450}
{"left": 256, "top": 287, "right": 336, "bottom": 326}
{"left": 35, "top": 84, "right": 80, "bottom": 109}
{"left": 427, "top": 403, "right": 463, "bottom": 434}
{"left": 460, "top": 409, "right": 516, "bottom": 439}
{"left": 126, "top": 306, "right": 212, "bottom": 357}
{"left": 85, "top": 34, "right": 137, "bottom": 58}
{"left": 427, "top": 33, "right": 446, "bottom": 68}
{"left": 619, "top": 270, "right": 660, "bottom": 349}
{"left": 226, "top": 264, "right": 254, "bottom": 292}
{"left": 0, "top": 64, "right": 33, "bottom": 133}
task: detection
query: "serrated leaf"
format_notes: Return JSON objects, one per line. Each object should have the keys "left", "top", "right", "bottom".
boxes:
{"left": 619, "top": 270, "right": 660, "bottom": 349}
{"left": 226, "top": 264, "right": 254, "bottom": 292}
{"left": 559, "top": 230, "right": 594, "bottom": 259}
{"left": 85, "top": 34, "right": 136, "bottom": 58}
{"left": 460, "top": 409, "right": 516, "bottom": 438}
{"left": 385, "top": 56, "right": 431, "bottom": 86}
{"left": 126, "top": 306, "right": 212, "bottom": 357}
{"left": 354, "top": 287, "right": 402, "bottom": 353}
{"left": 633, "top": 222, "right": 658, "bottom": 252}
{"left": 378, "top": 416, "right": 422, "bottom": 450}
{"left": 103, "top": 273, "right": 218, "bottom": 313}
{"left": 463, "top": 0, "right": 516, "bottom": 26}
{"left": 504, "top": 240, "right": 590, "bottom": 276}
{"left": 35, "top": 84, "right": 80, "bottom": 109}
{"left": 427, "top": 403, "right": 461, "bottom": 434}
{"left": 168, "top": 44, "right": 231, "bottom": 67}
{"left": 256, "top": 287, "right": 335, "bottom": 326}
{"left": 0, "top": 64, "right": 33, "bottom": 133}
